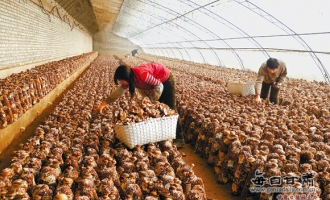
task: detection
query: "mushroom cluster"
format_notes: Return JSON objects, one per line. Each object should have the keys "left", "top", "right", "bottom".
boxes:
{"left": 109, "top": 97, "right": 177, "bottom": 126}
{"left": 0, "top": 52, "right": 97, "bottom": 128}
{"left": 0, "top": 54, "right": 206, "bottom": 199}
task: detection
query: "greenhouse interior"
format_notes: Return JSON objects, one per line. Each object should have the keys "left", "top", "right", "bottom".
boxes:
{"left": 0, "top": 0, "right": 330, "bottom": 199}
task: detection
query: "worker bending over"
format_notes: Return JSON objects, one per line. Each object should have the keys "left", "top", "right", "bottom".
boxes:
{"left": 255, "top": 58, "right": 287, "bottom": 105}
{"left": 95, "top": 63, "right": 185, "bottom": 148}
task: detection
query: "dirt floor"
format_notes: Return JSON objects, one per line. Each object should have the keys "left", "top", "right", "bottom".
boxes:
{"left": 180, "top": 144, "right": 242, "bottom": 200}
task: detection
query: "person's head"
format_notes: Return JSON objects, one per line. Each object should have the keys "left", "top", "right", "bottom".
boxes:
{"left": 266, "top": 58, "right": 279, "bottom": 73}
{"left": 114, "top": 65, "right": 135, "bottom": 96}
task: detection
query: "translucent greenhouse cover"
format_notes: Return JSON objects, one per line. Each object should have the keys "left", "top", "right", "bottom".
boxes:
{"left": 113, "top": 0, "right": 330, "bottom": 83}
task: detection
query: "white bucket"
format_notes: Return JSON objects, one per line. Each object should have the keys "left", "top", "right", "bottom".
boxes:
{"left": 228, "top": 82, "right": 255, "bottom": 96}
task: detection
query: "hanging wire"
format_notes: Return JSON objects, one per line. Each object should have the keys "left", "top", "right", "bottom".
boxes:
{"left": 143, "top": 32, "right": 330, "bottom": 55}
{"left": 17, "top": 0, "right": 88, "bottom": 33}
{"left": 235, "top": 0, "right": 330, "bottom": 84}
{"left": 125, "top": 0, "right": 228, "bottom": 67}
{"left": 117, "top": 4, "right": 196, "bottom": 62}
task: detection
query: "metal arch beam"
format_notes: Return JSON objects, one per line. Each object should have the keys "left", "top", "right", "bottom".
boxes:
{"left": 160, "top": 48, "right": 170, "bottom": 58}
{"left": 185, "top": 0, "right": 270, "bottom": 59}
{"left": 152, "top": 48, "right": 161, "bottom": 56}
{"left": 150, "top": 48, "right": 162, "bottom": 57}
{"left": 154, "top": 48, "right": 179, "bottom": 60}
{"left": 149, "top": 47, "right": 162, "bottom": 56}
{"left": 154, "top": 48, "right": 168, "bottom": 57}
{"left": 165, "top": 47, "right": 185, "bottom": 60}
{"left": 148, "top": 46, "right": 185, "bottom": 60}
{"left": 115, "top": 6, "right": 188, "bottom": 59}
{"left": 137, "top": 0, "right": 245, "bottom": 70}
{"left": 168, "top": 0, "right": 224, "bottom": 67}
{"left": 130, "top": 27, "right": 207, "bottom": 65}
{"left": 138, "top": 0, "right": 222, "bottom": 67}
{"left": 139, "top": 36, "right": 185, "bottom": 60}
{"left": 173, "top": 48, "right": 185, "bottom": 60}
{"left": 150, "top": 48, "right": 162, "bottom": 56}
{"left": 234, "top": 0, "right": 330, "bottom": 84}
{"left": 120, "top": 5, "right": 194, "bottom": 62}
{"left": 143, "top": 42, "right": 186, "bottom": 60}
{"left": 166, "top": 48, "right": 181, "bottom": 59}
{"left": 156, "top": 46, "right": 183, "bottom": 60}
{"left": 142, "top": 48, "right": 155, "bottom": 55}
{"left": 155, "top": 48, "right": 163, "bottom": 56}
{"left": 141, "top": 47, "right": 152, "bottom": 54}
{"left": 151, "top": 47, "right": 185, "bottom": 61}
{"left": 127, "top": 0, "right": 210, "bottom": 65}
{"left": 179, "top": 0, "right": 245, "bottom": 70}
{"left": 116, "top": 8, "right": 191, "bottom": 61}
{"left": 146, "top": 47, "right": 174, "bottom": 59}
{"left": 152, "top": 0, "right": 225, "bottom": 67}
{"left": 157, "top": 48, "right": 183, "bottom": 60}
{"left": 146, "top": 0, "right": 247, "bottom": 69}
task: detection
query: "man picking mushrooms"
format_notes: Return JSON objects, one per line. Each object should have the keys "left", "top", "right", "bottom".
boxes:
{"left": 255, "top": 58, "right": 287, "bottom": 105}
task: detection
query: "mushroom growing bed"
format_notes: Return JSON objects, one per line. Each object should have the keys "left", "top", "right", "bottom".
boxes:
{"left": 1, "top": 52, "right": 330, "bottom": 199}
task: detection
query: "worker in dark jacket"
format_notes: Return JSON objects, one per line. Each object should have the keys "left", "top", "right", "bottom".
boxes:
{"left": 95, "top": 63, "right": 185, "bottom": 147}
{"left": 131, "top": 49, "right": 138, "bottom": 56}
{"left": 255, "top": 58, "right": 287, "bottom": 105}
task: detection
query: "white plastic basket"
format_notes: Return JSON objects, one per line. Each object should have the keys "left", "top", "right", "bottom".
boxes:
{"left": 228, "top": 82, "right": 255, "bottom": 96}
{"left": 113, "top": 115, "right": 179, "bottom": 149}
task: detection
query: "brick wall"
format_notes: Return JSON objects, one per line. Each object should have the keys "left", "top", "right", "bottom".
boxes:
{"left": 0, "top": 0, "right": 92, "bottom": 71}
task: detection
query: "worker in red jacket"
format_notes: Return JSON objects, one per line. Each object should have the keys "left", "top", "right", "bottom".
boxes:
{"left": 95, "top": 63, "right": 185, "bottom": 148}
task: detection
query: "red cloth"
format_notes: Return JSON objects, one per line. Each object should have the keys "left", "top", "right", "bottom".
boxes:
{"left": 131, "top": 63, "right": 170, "bottom": 90}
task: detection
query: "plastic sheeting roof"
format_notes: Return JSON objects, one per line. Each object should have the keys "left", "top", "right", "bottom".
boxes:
{"left": 112, "top": 0, "right": 330, "bottom": 83}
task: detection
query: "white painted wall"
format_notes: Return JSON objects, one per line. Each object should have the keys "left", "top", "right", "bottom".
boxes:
{"left": 0, "top": 0, "right": 92, "bottom": 76}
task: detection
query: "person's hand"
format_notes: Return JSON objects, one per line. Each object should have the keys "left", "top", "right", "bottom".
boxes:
{"left": 117, "top": 80, "right": 129, "bottom": 89}
{"left": 273, "top": 82, "right": 281, "bottom": 89}
{"left": 255, "top": 95, "right": 261, "bottom": 105}
{"left": 149, "top": 83, "right": 163, "bottom": 101}
{"left": 94, "top": 101, "right": 107, "bottom": 114}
